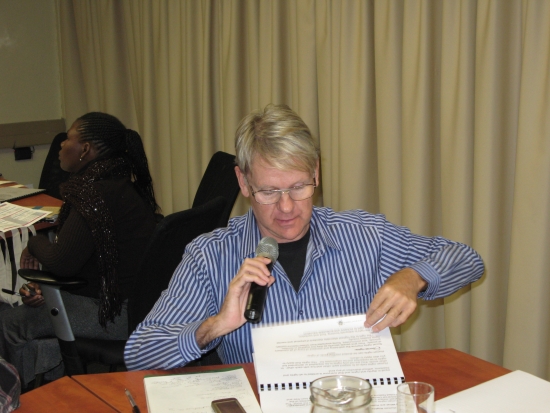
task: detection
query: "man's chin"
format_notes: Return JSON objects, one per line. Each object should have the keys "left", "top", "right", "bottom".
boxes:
{"left": 270, "top": 227, "right": 307, "bottom": 243}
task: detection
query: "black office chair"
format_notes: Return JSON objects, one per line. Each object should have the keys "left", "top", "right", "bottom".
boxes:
{"left": 192, "top": 151, "right": 240, "bottom": 227}
{"left": 19, "top": 196, "right": 228, "bottom": 377}
{"left": 39, "top": 132, "right": 71, "bottom": 199}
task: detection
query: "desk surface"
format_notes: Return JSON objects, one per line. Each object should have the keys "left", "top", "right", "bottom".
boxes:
{"left": 397, "top": 348, "right": 510, "bottom": 400}
{"left": 17, "top": 376, "right": 117, "bottom": 412}
{"left": 18, "top": 348, "right": 510, "bottom": 413}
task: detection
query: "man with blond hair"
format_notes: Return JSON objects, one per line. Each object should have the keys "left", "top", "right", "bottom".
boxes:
{"left": 125, "top": 104, "right": 484, "bottom": 370}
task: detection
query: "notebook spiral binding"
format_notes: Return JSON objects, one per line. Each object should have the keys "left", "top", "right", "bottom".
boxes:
{"left": 260, "top": 376, "right": 406, "bottom": 391}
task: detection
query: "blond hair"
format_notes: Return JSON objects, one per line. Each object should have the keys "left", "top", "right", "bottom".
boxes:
{"left": 235, "top": 104, "right": 319, "bottom": 176}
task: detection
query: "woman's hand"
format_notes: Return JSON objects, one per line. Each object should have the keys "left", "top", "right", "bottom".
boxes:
{"left": 20, "top": 247, "right": 40, "bottom": 270}
{"left": 19, "top": 282, "right": 45, "bottom": 307}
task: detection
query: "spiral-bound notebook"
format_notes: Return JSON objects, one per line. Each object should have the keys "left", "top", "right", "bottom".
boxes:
{"left": 251, "top": 314, "right": 405, "bottom": 413}
{"left": 0, "top": 186, "right": 46, "bottom": 202}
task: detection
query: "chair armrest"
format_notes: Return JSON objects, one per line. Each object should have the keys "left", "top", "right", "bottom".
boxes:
{"left": 18, "top": 269, "right": 87, "bottom": 287}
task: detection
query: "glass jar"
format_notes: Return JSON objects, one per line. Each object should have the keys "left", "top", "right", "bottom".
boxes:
{"left": 310, "top": 375, "right": 372, "bottom": 412}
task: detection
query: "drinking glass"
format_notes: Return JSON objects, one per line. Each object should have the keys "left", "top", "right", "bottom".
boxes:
{"left": 310, "top": 375, "right": 372, "bottom": 412}
{"left": 396, "top": 382, "right": 434, "bottom": 413}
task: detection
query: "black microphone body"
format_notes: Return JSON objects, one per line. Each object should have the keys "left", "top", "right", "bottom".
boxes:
{"left": 244, "top": 237, "right": 278, "bottom": 324}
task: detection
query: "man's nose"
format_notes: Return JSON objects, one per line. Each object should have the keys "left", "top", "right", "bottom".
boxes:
{"left": 277, "top": 190, "right": 294, "bottom": 211}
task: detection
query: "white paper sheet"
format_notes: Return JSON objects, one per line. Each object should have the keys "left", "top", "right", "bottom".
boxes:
{"left": 435, "top": 370, "right": 550, "bottom": 413}
{"left": 0, "top": 202, "right": 49, "bottom": 232}
{"left": 143, "top": 366, "right": 263, "bottom": 413}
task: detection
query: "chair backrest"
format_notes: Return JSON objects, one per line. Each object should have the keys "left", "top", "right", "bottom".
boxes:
{"left": 192, "top": 151, "right": 240, "bottom": 228}
{"left": 39, "top": 132, "right": 71, "bottom": 199}
{"left": 128, "top": 196, "right": 228, "bottom": 333}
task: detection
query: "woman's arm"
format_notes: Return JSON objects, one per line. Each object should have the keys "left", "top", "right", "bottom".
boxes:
{"left": 27, "top": 209, "right": 96, "bottom": 276}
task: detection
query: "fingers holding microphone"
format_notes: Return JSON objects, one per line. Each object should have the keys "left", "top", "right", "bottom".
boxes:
{"left": 221, "top": 256, "right": 275, "bottom": 326}
{"left": 196, "top": 252, "right": 276, "bottom": 347}
{"left": 195, "top": 237, "right": 279, "bottom": 349}
{"left": 244, "top": 237, "right": 279, "bottom": 324}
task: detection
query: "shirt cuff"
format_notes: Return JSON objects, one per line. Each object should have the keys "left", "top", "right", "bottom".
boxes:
{"left": 410, "top": 261, "right": 440, "bottom": 300}
{"left": 178, "top": 320, "right": 222, "bottom": 361}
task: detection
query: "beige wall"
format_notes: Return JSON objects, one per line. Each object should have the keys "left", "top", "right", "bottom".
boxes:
{"left": 0, "top": 0, "right": 62, "bottom": 187}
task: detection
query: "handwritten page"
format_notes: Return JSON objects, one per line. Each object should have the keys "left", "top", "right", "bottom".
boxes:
{"left": 143, "top": 366, "right": 262, "bottom": 413}
{"left": 251, "top": 314, "right": 405, "bottom": 413}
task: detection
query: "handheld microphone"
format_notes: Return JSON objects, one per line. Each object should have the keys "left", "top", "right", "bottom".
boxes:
{"left": 244, "top": 237, "right": 279, "bottom": 324}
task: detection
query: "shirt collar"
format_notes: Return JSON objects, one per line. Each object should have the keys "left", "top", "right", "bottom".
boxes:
{"left": 239, "top": 206, "right": 342, "bottom": 261}
{"left": 309, "top": 206, "right": 342, "bottom": 252}
{"left": 239, "top": 208, "right": 263, "bottom": 260}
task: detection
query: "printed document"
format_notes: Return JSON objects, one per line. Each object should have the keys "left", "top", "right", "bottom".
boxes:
{"left": 0, "top": 202, "right": 49, "bottom": 232}
{"left": 251, "top": 314, "right": 405, "bottom": 413}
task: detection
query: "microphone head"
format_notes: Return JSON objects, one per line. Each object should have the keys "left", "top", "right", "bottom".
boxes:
{"left": 256, "top": 237, "right": 279, "bottom": 262}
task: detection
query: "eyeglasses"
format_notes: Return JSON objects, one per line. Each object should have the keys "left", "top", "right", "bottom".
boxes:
{"left": 250, "top": 181, "right": 317, "bottom": 205}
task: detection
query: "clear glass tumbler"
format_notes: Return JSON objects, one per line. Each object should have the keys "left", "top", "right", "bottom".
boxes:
{"left": 310, "top": 375, "right": 372, "bottom": 413}
{"left": 396, "top": 381, "right": 434, "bottom": 413}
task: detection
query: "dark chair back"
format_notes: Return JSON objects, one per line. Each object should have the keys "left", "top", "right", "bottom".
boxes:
{"left": 192, "top": 151, "right": 240, "bottom": 228}
{"left": 128, "top": 196, "right": 227, "bottom": 333}
{"left": 76, "top": 197, "right": 228, "bottom": 370}
{"left": 19, "top": 196, "right": 228, "bottom": 376}
{"left": 39, "top": 132, "right": 71, "bottom": 199}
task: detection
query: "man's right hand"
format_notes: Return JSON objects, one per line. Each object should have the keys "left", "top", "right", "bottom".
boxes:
{"left": 195, "top": 256, "right": 275, "bottom": 348}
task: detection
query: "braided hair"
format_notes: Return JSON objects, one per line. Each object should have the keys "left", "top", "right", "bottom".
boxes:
{"left": 76, "top": 112, "right": 160, "bottom": 214}
{"left": 58, "top": 112, "right": 159, "bottom": 327}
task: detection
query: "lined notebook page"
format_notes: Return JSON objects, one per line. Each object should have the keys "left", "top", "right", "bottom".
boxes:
{"left": 144, "top": 367, "right": 262, "bottom": 413}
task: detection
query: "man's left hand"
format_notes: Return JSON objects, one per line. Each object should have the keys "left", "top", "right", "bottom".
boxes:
{"left": 365, "top": 268, "right": 427, "bottom": 332}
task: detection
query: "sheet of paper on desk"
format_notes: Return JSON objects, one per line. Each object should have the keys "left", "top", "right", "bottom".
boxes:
{"left": 0, "top": 203, "right": 49, "bottom": 232}
{"left": 143, "top": 366, "right": 262, "bottom": 413}
{"left": 251, "top": 314, "right": 405, "bottom": 413}
{"left": 435, "top": 370, "right": 550, "bottom": 413}
{"left": 29, "top": 206, "right": 60, "bottom": 222}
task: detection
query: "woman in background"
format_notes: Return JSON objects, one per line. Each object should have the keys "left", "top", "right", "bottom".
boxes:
{"left": 0, "top": 112, "right": 160, "bottom": 388}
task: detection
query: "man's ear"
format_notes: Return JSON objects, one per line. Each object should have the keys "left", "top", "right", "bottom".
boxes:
{"left": 235, "top": 166, "right": 250, "bottom": 197}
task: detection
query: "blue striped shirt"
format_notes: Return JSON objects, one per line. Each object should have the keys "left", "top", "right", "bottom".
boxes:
{"left": 124, "top": 206, "right": 484, "bottom": 370}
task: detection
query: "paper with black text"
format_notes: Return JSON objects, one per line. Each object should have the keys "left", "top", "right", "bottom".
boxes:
{"left": 0, "top": 202, "right": 49, "bottom": 232}
{"left": 435, "top": 370, "right": 550, "bottom": 413}
{"left": 143, "top": 366, "right": 262, "bottom": 413}
{"left": 251, "top": 314, "right": 405, "bottom": 413}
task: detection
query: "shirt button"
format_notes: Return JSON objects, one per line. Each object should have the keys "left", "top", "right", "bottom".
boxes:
{"left": 299, "top": 310, "right": 304, "bottom": 316}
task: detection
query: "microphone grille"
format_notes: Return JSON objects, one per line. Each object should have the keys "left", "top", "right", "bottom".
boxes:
{"left": 256, "top": 237, "right": 279, "bottom": 262}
